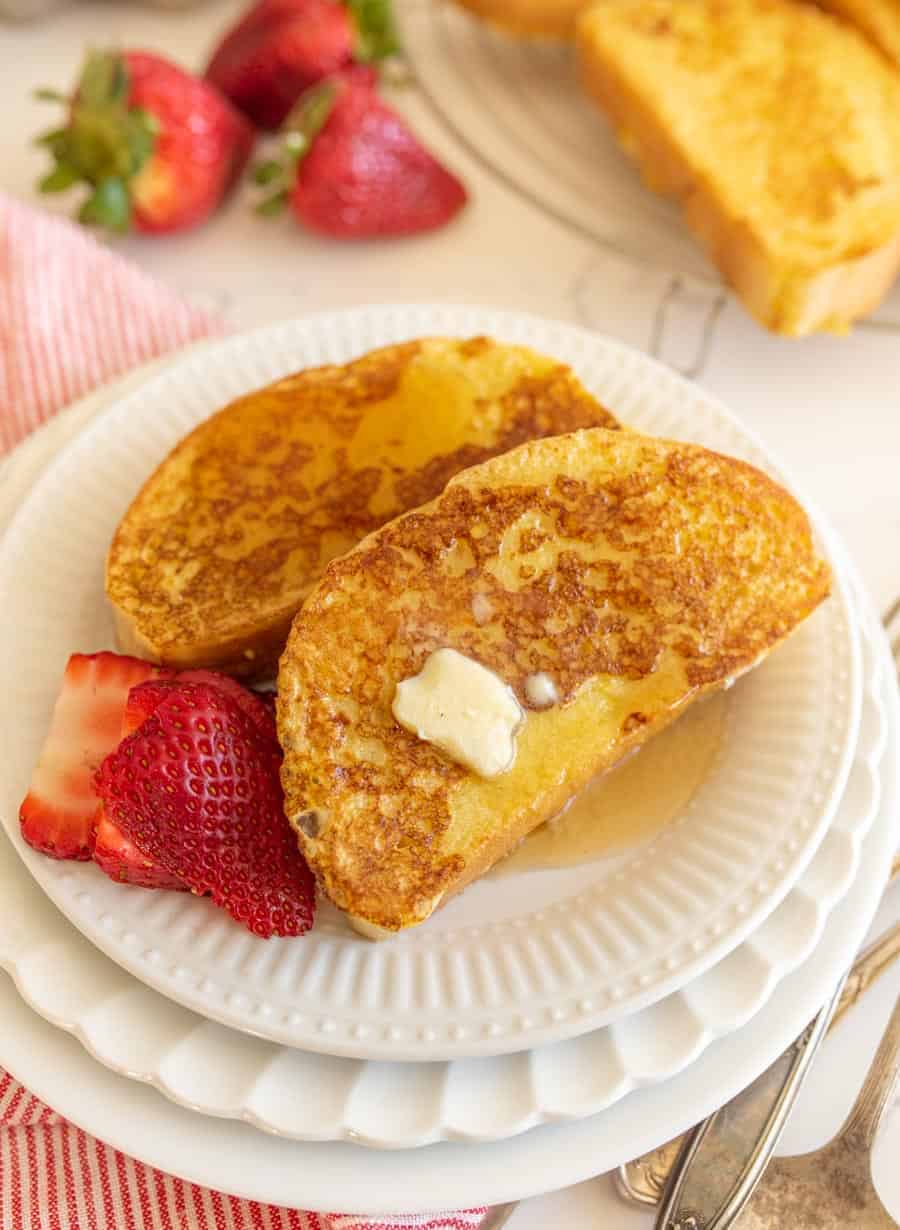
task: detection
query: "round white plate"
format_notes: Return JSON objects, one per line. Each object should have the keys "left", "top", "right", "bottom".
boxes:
{"left": 0, "top": 598, "right": 894, "bottom": 1212}
{"left": 0, "top": 306, "right": 861, "bottom": 1061}
{"left": 0, "top": 369, "right": 884, "bottom": 1148}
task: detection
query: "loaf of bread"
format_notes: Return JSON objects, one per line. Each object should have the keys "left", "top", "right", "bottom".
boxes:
{"left": 577, "top": 0, "right": 900, "bottom": 335}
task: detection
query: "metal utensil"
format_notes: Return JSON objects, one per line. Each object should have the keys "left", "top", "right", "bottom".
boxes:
{"left": 618, "top": 898, "right": 900, "bottom": 1209}
{"left": 653, "top": 970, "right": 850, "bottom": 1230}
{"left": 730, "top": 995, "right": 900, "bottom": 1229}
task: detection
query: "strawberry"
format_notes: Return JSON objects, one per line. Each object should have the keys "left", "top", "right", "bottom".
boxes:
{"left": 96, "top": 682, "right": 315, "bottom": 938}
{"left": 205, "top": 0, "right": 398, "bottom": 130}
{"left": 123, "top": 670, "right": 276, "bottom": 740}
{"left": 34, "top": 50, "right": 254, "bottom": 234}
{"left": 93, "top": 804, "right": 188, "bottom": 890}
{"left": 19, "top": 652, "right": 168, "bottom": 860}
{"left": 254, "top": 66, "right": 467, "bottom": 237}
{"left": 176, "top": 670, "right": 277, "bottom": 738}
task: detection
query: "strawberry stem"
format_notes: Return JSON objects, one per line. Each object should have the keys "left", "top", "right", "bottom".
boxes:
{"left": 255, "top": 189, "right": 289, "bottom": 216}
{"left": 346, "top": 0, "right": 400, "bottom": 62}
{"left": 33, "top": 49, "right": 158, "bottom": 234}
{"left": 251, "top": 80, "right": 338, "bottom": 219}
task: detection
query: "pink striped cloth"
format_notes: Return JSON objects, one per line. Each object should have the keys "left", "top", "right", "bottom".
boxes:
{"left": 0, "top": 192, "right": 488, "bottom": 1230}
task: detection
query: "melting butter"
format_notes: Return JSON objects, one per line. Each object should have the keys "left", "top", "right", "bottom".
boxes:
{"left": 495, "top": 692, "right": 728, "bottom": 874}
{"left": 392, "top": 648, "right": 523, "bottom": 778}
{"left": 525, "top": 671, "right": 559, "bottom": 709}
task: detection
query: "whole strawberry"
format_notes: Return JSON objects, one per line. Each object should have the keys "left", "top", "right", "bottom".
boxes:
{"left": 35, "top": 50, "right": 254, "bottom": 234}
{"left": 96, "top": 682, "right": 316, "bottom": 938}
{"left": 206, "top": 0, "right": 398, "bottom": 130}
{"left": 255, "top": 66, "right": 467, "bottom": 237}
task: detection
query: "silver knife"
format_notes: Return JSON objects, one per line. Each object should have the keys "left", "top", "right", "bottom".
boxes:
{"left": 654, "top": 968, "right": 850, "bottom": 1230}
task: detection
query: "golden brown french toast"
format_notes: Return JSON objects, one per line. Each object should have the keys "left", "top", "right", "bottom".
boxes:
{"left": 450, "top": 0, "right": 586, "bottom": 39}
{"left": 106, "top": 337, "right": 618, "bottom": 679}
{"left": 817, "top": 0, "right": 900, "bottom": 67}
{"left": 576, "top": 0, "right": 900, "bottom": 336}
{"left": 278, "top": 428, "right": 831, "bottom": 934}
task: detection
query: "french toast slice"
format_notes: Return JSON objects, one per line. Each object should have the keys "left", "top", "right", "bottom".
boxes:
{"left": 576, "top": 0, "right": 900, "bottom": 336}
{"left": 450, "top": 0, "right": 586, "bottom": 39}
{"left": 817, "top": 0, "right": 900, "bottom": 67}
{"left": 106, "top": 337, "right": 619, "bottom": 680}
{"left": 278, "top": 428, "right": 831, "bottom": 934}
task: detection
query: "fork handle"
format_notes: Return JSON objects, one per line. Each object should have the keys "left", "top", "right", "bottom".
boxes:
{"left": 839, "top": 995, "right": 900, "bottom": 1151}
{"left": 831, "top": 921, "right": 900, "bottom": 1030}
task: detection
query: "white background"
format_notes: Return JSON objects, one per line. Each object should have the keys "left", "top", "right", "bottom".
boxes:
{"left": 1, "top": 2, "right": 899, "bottom": 1223}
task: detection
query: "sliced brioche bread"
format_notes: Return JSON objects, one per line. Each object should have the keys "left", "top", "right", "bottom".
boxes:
{"left": 278, "top": 428, "right": 830, "bottom": 933}
{"left": 576, "top": 0, "right": 900, "bottom": 335}
{"left": 106, "top": 337, "right": 618, "bottom": 679}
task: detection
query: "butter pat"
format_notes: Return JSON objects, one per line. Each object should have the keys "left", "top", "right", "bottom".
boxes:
{"left": 392, "top": 648, "right": 523, "bottom": 778}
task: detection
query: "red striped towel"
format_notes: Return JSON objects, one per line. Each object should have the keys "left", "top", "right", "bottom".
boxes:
{"left": 0, "top": 192, "right": 488, "bottom": 1230}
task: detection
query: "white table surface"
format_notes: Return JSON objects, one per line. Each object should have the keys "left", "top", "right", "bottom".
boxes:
{"left": 1, "top": 5, "right": 899, "bottom": 1224}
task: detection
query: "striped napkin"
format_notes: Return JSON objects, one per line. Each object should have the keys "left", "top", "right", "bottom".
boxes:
{"left": 0, "top": 192, "right": 488, "bottom": 1230}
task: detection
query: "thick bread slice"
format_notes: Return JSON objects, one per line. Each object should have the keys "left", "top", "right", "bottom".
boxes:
{"left": 576, "top": 0, "right": 900, "bottom": 336}
{"left": 278, "top": 428, "right": 830, "bottom": 933}
{"left": 817, "top": 0, "right": 900, "bottom": 67}
{"left": 450, "top": 0, "right": 586, "bottom": 39}
{"left": 106, "top": 337, "right": 618, "bottom": 679}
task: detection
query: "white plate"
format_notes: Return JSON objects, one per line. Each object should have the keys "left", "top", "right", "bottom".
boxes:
{"left": 0, "top": 306, "right": 861, "bottom": 1060}
{"left": 0, "top": 370, "right": 884, "bottom": 1149}
{"left": 0, "top": 593, "right": 894, "bottom": 1212}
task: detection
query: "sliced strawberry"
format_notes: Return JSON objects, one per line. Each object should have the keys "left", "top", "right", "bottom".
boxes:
{"left": 120, "top": 678, "right": 178, "bottom": 739}
{"left": 177, "top": 670, "right": 277, "bottom": 738}
{"left": 20, "top": 652, "right": 168, "bottom": 860}
{"left": 96, "top": 682, "right": 315, "bottom": 938}
{"left": 93, "top": 804, "right": 188, "bottom": 890}
{"left": 122, "top": 670, "right": 276, "bottom": 741}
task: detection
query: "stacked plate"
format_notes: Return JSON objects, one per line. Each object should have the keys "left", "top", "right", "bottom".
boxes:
{"left": 0, "top": 306, "right": 897, "bottom": 1214}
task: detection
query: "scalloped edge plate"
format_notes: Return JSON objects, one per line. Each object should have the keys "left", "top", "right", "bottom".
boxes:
{"left": 0, "top": 551, "right": 883, "bottom": 1147}
{"left": 0, "top": 343, "right": 882, "bottom": 1154}
{"left": 0, "top": 582, "right": 893, "bottom": 1209}
{"left": 0, "top": 307, "right": 862, "bottom": 1060}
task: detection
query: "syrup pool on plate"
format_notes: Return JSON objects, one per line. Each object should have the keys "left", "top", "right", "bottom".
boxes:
{"left": 495, "top": 692, "right": 729, "bottom": 875}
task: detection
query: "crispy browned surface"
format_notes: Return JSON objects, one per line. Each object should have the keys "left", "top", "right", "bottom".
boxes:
{"left": 278, "top": 428, "right": 831, "bottom": 932}
{"left": 105, "top": 337, "right": 618, "bottom": 679}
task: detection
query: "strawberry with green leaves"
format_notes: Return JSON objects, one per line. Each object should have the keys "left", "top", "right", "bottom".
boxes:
{"left": 205, "top": 0, "right": 398, "bottom": 130}
{"left": 254, "top": 66, "right": 467, "bottom": 238}
{"left": 35, "top": 50, "right": 254, "bottom": 234}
